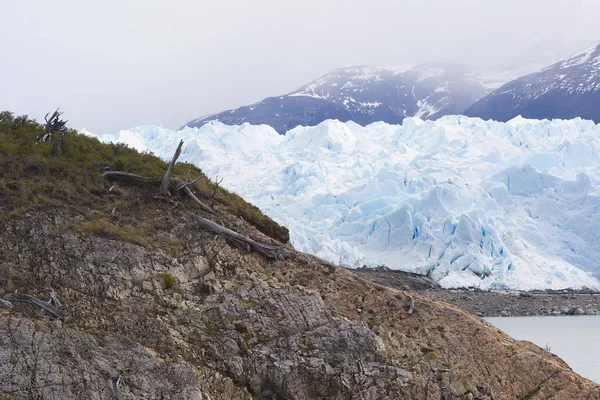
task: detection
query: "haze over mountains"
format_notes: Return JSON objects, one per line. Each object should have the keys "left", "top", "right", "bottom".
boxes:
{"left": 184, "top": 38, "right": 598, "bottom": 132}
{"left": 466, "top": 41, "right": 600, "bottom": 122}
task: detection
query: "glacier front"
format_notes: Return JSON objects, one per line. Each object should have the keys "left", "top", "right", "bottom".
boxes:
{"left": 86, "top": 116, "right": 600, "bottom": 290}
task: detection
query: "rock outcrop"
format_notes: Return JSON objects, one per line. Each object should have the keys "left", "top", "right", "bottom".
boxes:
{"left": 1, "top": 209, "right": 599, "bottom": 399}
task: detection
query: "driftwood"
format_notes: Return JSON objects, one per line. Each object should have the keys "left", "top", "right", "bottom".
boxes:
{"left": 160, "top": 139, "right": 183, "bottom": 197}
{"left": 101, "top": 171, "right": 144, "bottom": 179}
{"left": 7, "top": 293, "right": 67, "bottom": 321}
{"left": 173, "top": 178, "right": 213, "bottom": 213}
{"left": 0, "top": 298, "right": 13, "bottom": 309}
{"left": 197, "top": 217, "right": 286, "bottom": 260}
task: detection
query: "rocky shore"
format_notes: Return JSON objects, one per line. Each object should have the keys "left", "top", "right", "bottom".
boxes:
{"left": 419, "top": 289, "right": 600, "bottom": 317}
{"left": 350, "top": 266, "right": 600, "bottom": 317}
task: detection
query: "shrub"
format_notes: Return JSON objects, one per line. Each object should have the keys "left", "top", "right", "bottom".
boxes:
{"left": 157, "top": 272, "right": 177, "bottom": 289}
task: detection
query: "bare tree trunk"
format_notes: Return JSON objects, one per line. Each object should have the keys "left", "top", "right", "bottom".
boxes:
{"left": 197, "top": 217, "right": 286, "bottom": 260}
{"left": 160, "top": 139, "right": 183, "bottom": 197}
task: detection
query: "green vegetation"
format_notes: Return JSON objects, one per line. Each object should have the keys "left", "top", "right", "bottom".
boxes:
{"left": 0, "top": 110, "right": 289, "bottom": 243}
{"left": 157, "top": 272, "right": 177, "bottom": 289}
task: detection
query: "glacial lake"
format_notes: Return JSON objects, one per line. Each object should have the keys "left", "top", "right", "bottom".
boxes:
{"left": 486, "top": 316, "right": 600, "bottom": 383}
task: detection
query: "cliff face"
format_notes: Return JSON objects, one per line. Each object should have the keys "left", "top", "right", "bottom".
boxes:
{"left": 1, "top": 209, "right": 599, "bottom": 400}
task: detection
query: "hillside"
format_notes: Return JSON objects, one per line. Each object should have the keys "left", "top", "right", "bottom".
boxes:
{"left": 1, "top": 111, "right": 599, "bottom": 399}
{"left": 466, "top": 41, "right": 600, "bottom": 122}
{"left": 183, "top": 64, "right": 488, "bottom": 134}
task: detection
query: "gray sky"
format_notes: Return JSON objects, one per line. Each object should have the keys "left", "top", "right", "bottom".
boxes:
{"left": 2, "top": 0, "right": 600, "bottom": 134}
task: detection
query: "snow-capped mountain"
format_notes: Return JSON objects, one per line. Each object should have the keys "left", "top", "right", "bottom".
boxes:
{"left": 88, "top": 117, "right": 600, "bottom": 291}
{"left": 466, "top": 41, "right": 600, "bottom": 122}
{"left": 183, "top": 63, "right": 488, "bottom": 133}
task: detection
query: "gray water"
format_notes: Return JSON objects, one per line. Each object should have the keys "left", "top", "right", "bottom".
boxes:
{"left": 486, "top": 316, "right": 600, "bottom": 384}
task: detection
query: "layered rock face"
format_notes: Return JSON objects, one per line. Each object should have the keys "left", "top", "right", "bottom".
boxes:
{"left": 1, "top": 210, "right": 599, "bottom": 399}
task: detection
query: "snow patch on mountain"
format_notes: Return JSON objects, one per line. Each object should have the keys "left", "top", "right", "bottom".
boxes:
{"left": 87, "top": 117, "right": 600, "bottom": 290}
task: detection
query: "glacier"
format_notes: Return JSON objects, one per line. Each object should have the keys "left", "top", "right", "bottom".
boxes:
{"left": 85, "top": 116, "right": 600, "bottom": 290}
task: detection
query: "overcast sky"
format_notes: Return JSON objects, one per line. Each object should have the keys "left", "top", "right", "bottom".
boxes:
{"left": 2, "top": 0, "right": 600, "bottom": 134}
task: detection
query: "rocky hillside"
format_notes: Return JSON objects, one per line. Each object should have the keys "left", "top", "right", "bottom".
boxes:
{"left": 466, "top": 41, "right": 600, "bottom": 122}
{"left": 183, "top": 64, "right": 488, "bottom": 134}
{"left": 1, "top": 112, "right": 599, "bottom": 399}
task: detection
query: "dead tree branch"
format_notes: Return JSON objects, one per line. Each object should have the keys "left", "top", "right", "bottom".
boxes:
{"left": 177, "top": 175, "right": 203, "bottom": 189}
{"left": 7, "top": 293, "right": 67, "bottom": 321}
{"left": 197, "top": 217, "right": 286, "bottom": 260}
{"left": 0, "top": 298, "right": 13, "bottom": 309}
{"left": 173, "top": 178, "right": 213, "bottom": 213}
{"left": 38, "top": 108, "right": 68, "bottom": 143}
{"left": 48, "top": 287, "right": 61, "bottom": 309}
{"left": 160, "top": 139, "right": 183, "bottom": 197}
{"left": 209, "top": 176, "right": 224, "bottom": 208}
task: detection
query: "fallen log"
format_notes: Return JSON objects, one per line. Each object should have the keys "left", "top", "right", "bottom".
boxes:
{"left": 7, "top": 293, "right": 68, "bottom": 321}
{"left": 197, "top": 217, "right": 286, "bottom": 260}
{"left": 101, "top": 171, "right": 144, "bottom": 179}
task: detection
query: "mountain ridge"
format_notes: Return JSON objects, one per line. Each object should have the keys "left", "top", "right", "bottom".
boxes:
{"left": 184, "top": 63, "right": 489, "bottom": 133}
{"left": 184, "top": 39, "right": 599, "bottom": 132}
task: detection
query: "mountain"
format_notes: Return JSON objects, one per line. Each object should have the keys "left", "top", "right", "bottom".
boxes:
{"left": 183, "top": 63, "right": 488, "bottom": 133}
{"left": 466, "top": 41, "right": 600, "bottom": 122}
{"left": 5, "top": 113, "right": 600, "bottom": 399}
{"left": 92, "top": 117, "right": 600, "bottom": 291}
